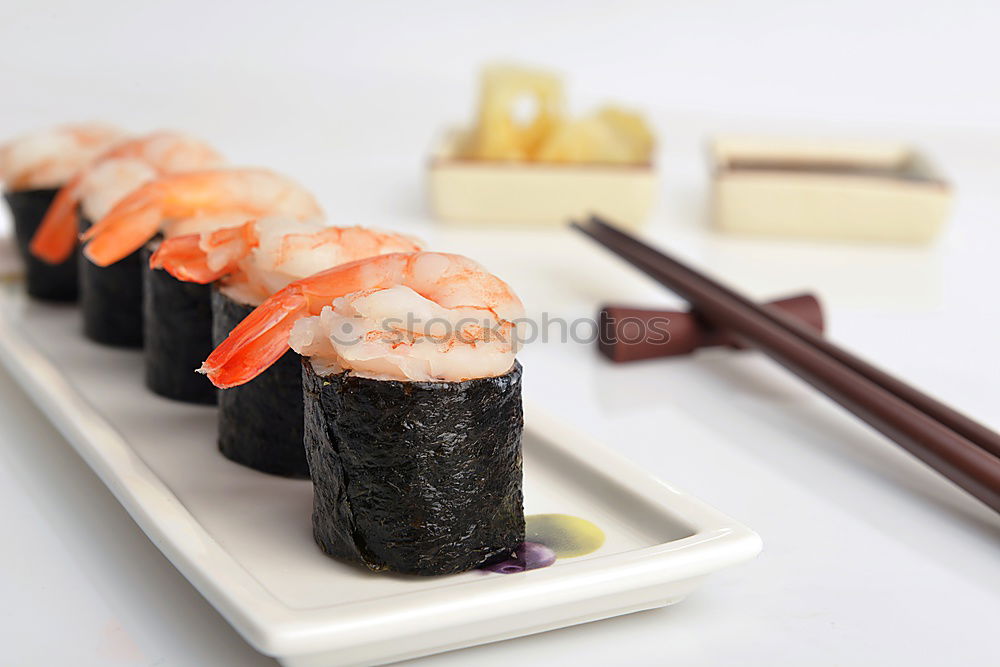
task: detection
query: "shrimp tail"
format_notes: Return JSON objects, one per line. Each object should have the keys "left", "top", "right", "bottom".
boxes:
{"left": 148, "top": 234, "right": 219, "bottom": 283}
{"left": 201, "top": 253, "right": 414, "bottom": 389}
{"left": 29, "top": 173, "right": 83, "bottom": 264}
{"left": 199, "top": 284, "right": 308, "bottom": 388}
{"left": 149, "top": 222, "right": 258, "bottom": 284}
{"left": 81, "top": 188, "right": 163, "bottom": 267}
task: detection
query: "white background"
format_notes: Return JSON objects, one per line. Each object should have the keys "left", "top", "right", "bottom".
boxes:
{"left": 1, "top": 1, "right": 1000, "bottom": 665}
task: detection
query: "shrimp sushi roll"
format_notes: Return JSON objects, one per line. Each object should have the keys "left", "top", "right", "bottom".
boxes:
{"left": 66, "top": 134, "right": 224, "bottom": 347}
{"left": 81, "top": 169, "right": 322, "bottom": 361}
{"left": 202, "top": 252, "right": 525, "bottom": 575}
{"left": 210, "top": 289, "right": 305, "bottom": 474}
{"left": 5, "top": 188, "right": 69, "bottom": 299}
{"left": 143, "top": 238, "right": 218, "bottom": 404}
{"left": 152, "top": 218, "right": 422, "bottom": 475}
{"left": 0, "top": 124, "right": 123, "bottom": 301}
{"left": 84, "top": 169, "right": 320, "bottom": 406}
{"left": 84, "top": 166, "right": 320, "bottom": 401}
{"left": 79, "top": 212, "right": 145, "bottom": 346}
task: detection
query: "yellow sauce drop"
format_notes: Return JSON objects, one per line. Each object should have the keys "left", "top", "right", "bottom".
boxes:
{"left": 525, "top": 514, "right": 605, "bottom": 558}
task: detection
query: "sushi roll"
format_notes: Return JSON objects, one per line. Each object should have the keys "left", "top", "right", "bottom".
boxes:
{"left": 143, "top": 242, "right": 216, "bottom": 403}
{"left": 5, "top": 188, "right": 69, "bottom": 299}
{"left": 211, "top": 288, "right": 307, "bottom": 474}
{"left": 66, "top": 135, "right": 224, "bottom": 347}
{"left": 141, "top": 213, "right": 249, "bottom": 400}
{"left": 152, "top": 218, "right": 422, "bottom": 474}
{"left": 202, "top": 252, "right": 526, "bottom": 575}
{"left": 0, "top": 123, "right": 123, "bottom": 300}
{"left": 79, "top": 211, "right": 146, "bottom": 346}
{"left": 84, "top": 168, "right": 323, "bottom": 402}
{"left": 300, "top": 361, "right": 524, "bottom": 574}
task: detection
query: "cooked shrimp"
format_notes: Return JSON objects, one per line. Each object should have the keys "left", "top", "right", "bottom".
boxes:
{"left": 149, "top": 221, "right": 259, "bottom": 284}
{"left": 150, "top": 218, "right": 423, "bottom": 303}
{"left": 0, "top": 123, "right": 124, "bottom": 191}
{"left": 80, "top": 168, "right": 323, "bottom": 267}
{"left": 30, "top": 131, "right": 223, "bottom": 264}
{"left": 201, "top": 252, "right": 523, "bottom": 388}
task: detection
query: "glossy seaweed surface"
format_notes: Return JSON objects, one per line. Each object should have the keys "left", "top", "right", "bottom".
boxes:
{"left": 4, "top": 188, "right": 78, "bottom": 302}
{"left": 211, "top": 289, "right": 309, "bottom": 477}
{"left": 142, "top": 246, "right": 216, "bottom": 404}
{"left": 78, "top": 216, "right": 143, "bottom": 347}
{"left": 302, "top": 360, "right": 525, "bottom": 576}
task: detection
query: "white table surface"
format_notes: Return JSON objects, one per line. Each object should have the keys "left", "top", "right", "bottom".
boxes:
{"left": 2, "top": 2, "right": 1000, "bottom": 665}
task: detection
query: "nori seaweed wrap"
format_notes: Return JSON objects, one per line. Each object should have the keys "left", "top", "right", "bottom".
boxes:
{"left": 211, "top": 289, "right": 309, "bottom": 477}
{"left": 142, "top": 243, "right": 216, "bottom": 404}
{"left": 78, "top": 216, "right": 143, "bottom": 347}
{"left": 301, "top": 360, "right": 525, "bottom": 576}
{"left": 4, "top": 188, "right": 78, "bottom": 301}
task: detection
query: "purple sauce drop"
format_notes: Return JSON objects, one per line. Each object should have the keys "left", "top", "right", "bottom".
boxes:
{"left": 482, "top": 542, "right": 557, "bottom": 574}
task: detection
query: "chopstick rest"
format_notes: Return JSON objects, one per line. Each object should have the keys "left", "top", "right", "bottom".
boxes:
{"left": 598, "top": 293, "right": 823, "bottom": 363}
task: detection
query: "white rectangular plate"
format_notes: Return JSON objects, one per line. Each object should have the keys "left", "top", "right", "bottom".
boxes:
{"left": 0, "top": 282, "right": 760, "bottom": 667}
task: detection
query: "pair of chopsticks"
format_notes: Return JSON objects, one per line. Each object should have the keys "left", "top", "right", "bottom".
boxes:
{"left": 572, "top": 215, "right": 1000, "bottom": 514}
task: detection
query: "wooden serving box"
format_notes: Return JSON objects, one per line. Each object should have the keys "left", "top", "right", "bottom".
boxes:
{"left": 709, "top": 136, "right": 952, "bottom": 243}
{"left": 428, "top": 129, "right": 656, "bottom": 228}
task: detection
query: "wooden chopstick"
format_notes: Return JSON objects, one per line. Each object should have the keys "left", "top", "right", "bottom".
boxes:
{"left": 573, "top": 215, "right": 1000, "bottom": 514}
{"left": 584, "top": 216, "right": 1000, "bottom": 462}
